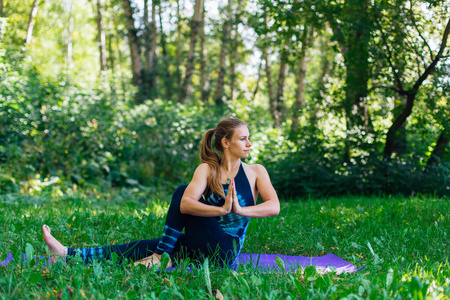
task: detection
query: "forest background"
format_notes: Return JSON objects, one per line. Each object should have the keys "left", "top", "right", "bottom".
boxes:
{"left": 1, "top": 0, "right": 450, "bottom": 198}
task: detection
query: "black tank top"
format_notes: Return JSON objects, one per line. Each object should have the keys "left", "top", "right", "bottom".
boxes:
{"left": 203, "top": 163, "right": 254, "bottom": 250}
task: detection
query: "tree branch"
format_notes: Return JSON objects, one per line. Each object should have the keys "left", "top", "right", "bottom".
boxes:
{"left": 375, "top": 17, "right": 405, "bottom": 93}
{"left": 408, "top": 0, "right": 434, "bottom": 61}
{"left": 412, "top": 18, "right": 450, "bottom": 93}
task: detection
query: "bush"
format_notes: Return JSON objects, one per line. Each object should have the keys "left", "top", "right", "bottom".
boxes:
{"left": 266, "top": 152, "right": 450, "bottom": 198}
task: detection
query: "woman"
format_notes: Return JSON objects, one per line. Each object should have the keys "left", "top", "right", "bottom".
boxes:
{"left": 42, "top": 118, "right": 280, "bottom": 268}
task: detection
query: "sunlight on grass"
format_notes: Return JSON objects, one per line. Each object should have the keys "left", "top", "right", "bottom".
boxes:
{"left": 1, "top": 192, "right": 449, "bottom": 298}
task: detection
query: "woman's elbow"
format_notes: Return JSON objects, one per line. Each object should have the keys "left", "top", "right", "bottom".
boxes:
{"left": 180, "top": 199, "right": 188, "bottom": 214}
{"left": 272, "top": 204, "right": 280, "bottom": 216}
{"left": 269, "top": 201, "right": 280, "bottom": 216}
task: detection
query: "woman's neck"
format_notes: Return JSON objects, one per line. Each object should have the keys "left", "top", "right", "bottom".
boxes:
{"left": 220, "top": 155, "right": 241, "bottom": 171}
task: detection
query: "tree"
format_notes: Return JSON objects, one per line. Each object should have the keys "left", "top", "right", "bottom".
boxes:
{"left": 378, "top": 13, "right": 450, "bottom": 157}
{"left": 175, "top": 0, "right": 183, "bottom": 93}
{"left": 321, "top": 0, "right": 375, "bottom": 160}
{"left": 122, "top": 0, "right": 143, "bottom": 88}
{"left": 229, "top": 0, "right": 244, "bottom": 101}
{"left": 95, "top": 0, "right": 107, "bottom": 72}
{"left": 291, "top": 27, "right": 313, "bottom": 135}
{"left": 25, "top": 0, "right": 40, "bottom": 46}
{"left": 64, "top": 0, "right": 74, "bottom": 70}
{"left": 427, "top": 130, "right": 450, "bottom": 166}
{"left": 214, "top": 0, "right": 234, "bottom": 105}
{"left": 199, "top": 3, "right": 209, "bottom": 102}
{"left": 158, "top": 1, "right": 172, "bottom": 100}
{"left": 143, "top": 0, "right": 158, "bottom": 99}
{"left": 179, "top": 0, "right": 204, "bottom": 103}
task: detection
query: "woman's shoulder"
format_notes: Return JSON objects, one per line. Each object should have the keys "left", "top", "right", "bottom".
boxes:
{"left": 242, "top": 162, "right": 268, "bottom": 177}
{"left": 195, "top": 163, "right": 211, "bottom": 174}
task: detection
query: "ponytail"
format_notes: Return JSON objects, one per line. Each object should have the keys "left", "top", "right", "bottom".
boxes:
{"left": 200, "top": 129, "right": 224, "bottom": 198}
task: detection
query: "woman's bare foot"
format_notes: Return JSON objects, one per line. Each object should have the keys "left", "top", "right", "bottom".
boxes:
{"left": 134, "top": 253, "right": 172, "bottom": 269}
{"left": 42, "top": 225, "right": 66, "bottom": 263}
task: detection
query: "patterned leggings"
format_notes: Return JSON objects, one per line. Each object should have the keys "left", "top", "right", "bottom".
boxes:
{"left": 67, "top": 185, "right": 239, "bottom": 267}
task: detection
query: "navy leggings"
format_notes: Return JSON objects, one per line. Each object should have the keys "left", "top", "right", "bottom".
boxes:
{"left": 67, "top": 185, "right": 239, "bottom": 267}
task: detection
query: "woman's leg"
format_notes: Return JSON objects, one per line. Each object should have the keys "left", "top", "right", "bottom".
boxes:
{"left": 43, "top": 184, "right": 237, "bottom": 267}
{"left": 136, "top": 184, "right": 240, "bottom": 268}
{"left": 68, "top": 239, "right": 161, "bottom": 264}
{"left": 182, "top": 215, "right": 240, "bottom": 267}
{"left": 136, "top": 184, "right": 239, "bottom": 268}
{"left": 43, "top": 185, "right": 190, "bottom": 265}
{"left": 134, "top": 185, "right": 189, "bottom": 267}
{"left": 42, "top": 225, "right": 161, "bottom": 264}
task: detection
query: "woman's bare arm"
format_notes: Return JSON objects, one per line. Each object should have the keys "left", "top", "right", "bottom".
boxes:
{"left": 180, "top": 164, "right": 233, "bottom": 216}
{"left": 232, "top": 164, "right": 280, "bottom": 217}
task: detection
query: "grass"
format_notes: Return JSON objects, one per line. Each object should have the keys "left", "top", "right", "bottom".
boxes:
{"left": 0, "top": 189, "right": 449, "bottom": 299}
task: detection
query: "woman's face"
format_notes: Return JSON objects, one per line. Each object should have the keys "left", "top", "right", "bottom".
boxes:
{"left": 225, "top": 125, "right": 252, "bottom": 158}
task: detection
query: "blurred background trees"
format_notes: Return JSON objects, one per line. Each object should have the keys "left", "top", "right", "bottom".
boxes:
{"left": 1, "top": 0, "right": 449, "bottom": 197}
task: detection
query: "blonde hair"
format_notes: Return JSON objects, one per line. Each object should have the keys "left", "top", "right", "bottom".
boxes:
{"left": 200, "top": 118, "right": 246, "bottom": 198}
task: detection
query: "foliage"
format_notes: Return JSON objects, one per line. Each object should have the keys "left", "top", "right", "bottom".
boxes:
{"left": 1, "top": 0, "right": 450, "bottom": 197}
{"left": 265, "top": 152, "right": 450, "bottom": 198}
{"left": 0, "top": 193, "right": 449, "bottom": 298}
{"left": 0, "top": 52, "right": 231, "bottom": 193}
{"left": 1, "top": 50, "right": 449, "bottom": 197}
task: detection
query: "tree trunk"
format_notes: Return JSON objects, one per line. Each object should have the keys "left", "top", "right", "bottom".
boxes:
{"left": 309, "top": 35, "right": 331, "bottom": 128}
{"left": 389, "top": 96, "right": 408, "bottom": 154}
{"left": 274, "top": 49, "right": 289, "bottom": 127}
{"left": 179, "top": 0, "right": 204, "bottom": 103}
{"left": 96, "top": 0, "right": 107, "bottom": 71}
{"left": 251, "top": 59, "right": 263, "bottom": 102}
{"left": 107, "top": 32, "right": 116, "bottom": 94}
{"left": 199, "top": 4, "right": 209, "bottom": 102}
{"left": 122, "top": 0, "right": 143, "bottom": 88}
{"left": 213, "top": 0, "right": 233, "bottom": 105}
{"left": 262, "top": 49, "right": 276, "bottom": 126}
{"left": 111, "top": 11, "right": 127, "bottom": 93}
{"left": 326, "top": 0, "right": 374, "bottom": 160}
{"left": 143, "top": 0, "right": 157, "bottom": 99}
{"left": 384, "top": 19, "right": 450, "bottom": 158}
{"left": 25, "top": 0, "right": 39, "bottom": 45}
{"left": 426, "top": 129, "right": 450, "bottom": 167}
{"left": 144, "top": 0, "right": 151, "bottom": 70}
{"left": 158, "top": 3, "right": 172, "bottom": 101}
{"left": 229, "top": 0, "right": 243, "bottom": 101}
{"left": 150, "top": 0, "right": 159, "bottom": 93}
{"left": 291, "top": 28, "right": 313, "bottom": 135}
{"left": 0, "top": 0, "right": 4, "bottom": 18}
{"left": 342, "top": 0, "right": 373, "bottom": 135}
{"left": 176, "top": 0, "right": 182, "bottom": 93}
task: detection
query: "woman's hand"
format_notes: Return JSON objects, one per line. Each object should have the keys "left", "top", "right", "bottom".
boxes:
{"left": 231, "top": 179, "right": 244, "bottom": 215}
{"left": 222, "top": 179, "right": 235, "bottom": 215}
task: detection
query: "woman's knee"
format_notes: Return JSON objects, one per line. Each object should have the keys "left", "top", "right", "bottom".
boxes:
{"left": 172, "top": 184, "right": 188, "bottom": 203}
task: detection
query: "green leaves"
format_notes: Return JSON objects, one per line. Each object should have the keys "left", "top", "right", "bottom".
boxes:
{"left": 275, "top": 256, "right": 286, "bottom": 271}
{"left": 25, "top": 243, "right": 35, "bottom": 268}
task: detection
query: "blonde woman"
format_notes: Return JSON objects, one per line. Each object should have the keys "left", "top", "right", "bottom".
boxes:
{"left": 43, "top": 118, "right": 280, "bottom": 268}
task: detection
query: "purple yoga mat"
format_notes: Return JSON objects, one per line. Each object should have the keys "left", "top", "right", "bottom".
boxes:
{"left": 1, "top": 252, "right": 357, "bottom": 274}
{"left": 236, "top": 253, "right": 357, "bottom": 274}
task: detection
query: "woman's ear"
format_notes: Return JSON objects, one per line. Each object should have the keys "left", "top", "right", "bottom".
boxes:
{"left": 221, "top": 137, "right": 229, "bottom": 150}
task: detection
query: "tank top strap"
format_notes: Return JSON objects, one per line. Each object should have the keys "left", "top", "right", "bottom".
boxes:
{"left": 234, "top": 163, "right": 254, "bottom": 206}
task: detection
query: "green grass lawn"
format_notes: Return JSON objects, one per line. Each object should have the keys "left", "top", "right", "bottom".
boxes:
{"left": 0, "top": 190, "right": 449, "bottom": 299}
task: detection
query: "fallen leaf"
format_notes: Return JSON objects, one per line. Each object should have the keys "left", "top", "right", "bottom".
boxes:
{"left": 164, "top": 277, "right": 172, "bottom": 287}
{"left": 212, "top": 289, "right": 224, "bottom": 300}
